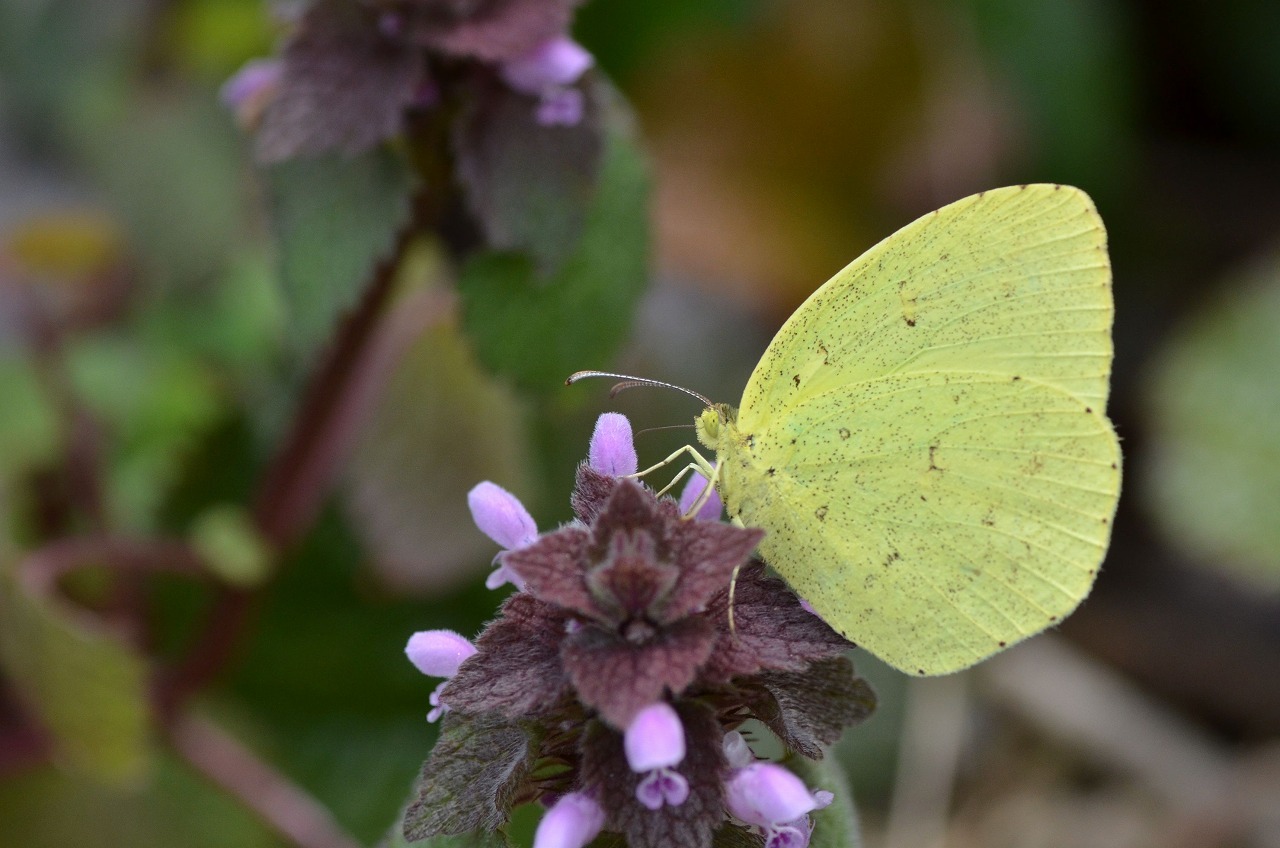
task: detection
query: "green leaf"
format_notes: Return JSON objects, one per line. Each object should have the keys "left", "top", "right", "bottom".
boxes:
{"left": 0, "top": 356, "right": 59, "bottom": 480}
{"left": 189, "top": 504, "right": 273, "bottom": 587}
{"left": 346, "top": 300, "right": 534, "bottom": 593}
{"left": 1143, "top": 254, "right": 1280, "bottom": 587}
{"left": 268, "top": 147, "right": 413, "bottom": 357}
{"left": 786, "top": 754, "right": 862, "bottom": 848}
{"left": 453, "top": 77, "right": 605, "bottom": 276}
{"left": 0, "top": 565, "right": 151, "bottom": 783}
{"left": 66, "top": 335, "right": 224, "bottom": 532}
{"left": 403, "top": 712, "right": 537, "bottom": 841}
{"left": 458, "top": 90, "right": 650, "bottom": 393}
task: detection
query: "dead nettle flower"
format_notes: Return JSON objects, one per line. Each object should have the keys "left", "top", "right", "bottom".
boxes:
{"left": 405, "top": 629, "right": 477, "bottom": 722}
{"left": 499, "top": 34, "right": 594, "bottom": 126}
{"left": 225, "top": 0, "right": 597, "bottom": 161}
{"left": 401, "top": 414, "right": 876, "bottom": 848}
{"left": 468, "top": 481, "right": 538, "bottom": 590}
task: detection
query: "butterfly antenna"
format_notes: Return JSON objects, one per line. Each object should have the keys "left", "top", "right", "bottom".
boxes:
{"left": 566, "top": 371, "right": 714, "bottom": 408}
{"left": 635, "top": 424, "right": 697, "bottom": 438}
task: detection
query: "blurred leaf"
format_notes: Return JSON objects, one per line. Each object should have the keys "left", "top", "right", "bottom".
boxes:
{"left": 0, "top": 565, "right": 151, "bottom": 783}
{"left": 787, "top": 753, "right": 862, "bottom": 848}
{"left": 458, "top": 95, "right": 649, "bottom": 392}
{"left": 268, "top": 147, "right": 413, "bottom": 357}
{"left": 165, "top": 0, "right": 276, "bottom": 79}
{"left": 0, "top": 756, "right": 283, "bottom": 848}
{"left": 1143, "top": 253, "right": 1280, "bottom": 587}
{"left": 189, "top": 504, "right": 272, "bottom": 587}
{"left": 257, "top": 0, "right": 423, "bottom": 162}
{"left": 0, "top": 357, "right": 59, "bottom": 480}
{"left": 453, "top": 76, "right": 604, "bottom": 276}
{"left": 70, "top": 90, "right": 245, "bottom": 287}
{"left": 346, "top": 299, "right": 534, "bottom": 594}
{"left": 963, "top": 0, "right": 1136, "bottom": 192}
{"left": 66, "top": 335, "right": 224, "bottom": 531}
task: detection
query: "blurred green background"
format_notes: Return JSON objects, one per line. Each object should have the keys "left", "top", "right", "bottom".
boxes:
{"left": 2, "top": 1, "right": 1279, "bottom": 847}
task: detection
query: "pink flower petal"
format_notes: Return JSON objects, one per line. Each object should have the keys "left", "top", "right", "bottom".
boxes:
{"left": 405, "top": 629, "right": 476, "bottom": 678}
{"left": 725, "top": 763, "right": 820, "bottom": 828}
{"left": 588, "top": 413, "right": 637, "bottom": 476}
{"left": 624, "top": 702, "right": 685, "bottom": 772}
{"left": 501, "top": 36, "right": 593, "bottom": 94}
{"left": 679, "top": 471, "right": 723, "bottom": 521}
{"left": 534, "top": 792, "right": 605, "bottom": 848}
{"left": 468, "top": 482, "right": 537, "bottom": 550}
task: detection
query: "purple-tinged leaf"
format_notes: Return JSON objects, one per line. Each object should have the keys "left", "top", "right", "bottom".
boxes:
{"left": 702, "top": 566, "right": 852, "bottom": 683}
{"left": 457, "top": 81, "right": 649, "bottom": 391}
{"left": 453, "top": 74, "right": 603, "bottom": 276}
{"left": 405, "top": 0, "right": 584, "bottom": 62}
{"left": 750, "top": 658, "right": 876, "bottom": 759}
{"left": 561, "top": 617, "right": 714, "bottom": 729}
{"left": 257, "top": 0, "right": 424, "bottom": 162}
{"left": 441, "top": 593, "right": 571, "bottom": 718}
{"left": 661, "top": 522, "right": 763, "bottom": 621}
{"left": 503, "top": 526, "right": 595, "bottom": 615}
{"left": 403, "top": 711, "right": 538, "bottom": 839}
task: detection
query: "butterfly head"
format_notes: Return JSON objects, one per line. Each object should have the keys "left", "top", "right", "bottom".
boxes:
{"left": 695, "top": 403, "right": 737, "bottom": 452}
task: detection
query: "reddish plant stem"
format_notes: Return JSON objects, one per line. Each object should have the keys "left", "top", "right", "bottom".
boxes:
{"left": 253, "top": 221, "right": 418, "bottom": 549}
{"left": 169, "top": 713, "right": 364, "bottom": 848}
{"left": 18, "top": 536, "right": 207, "bottom": 598}
{"left": 159, "top": 210, "right": 421, "bottom": 716}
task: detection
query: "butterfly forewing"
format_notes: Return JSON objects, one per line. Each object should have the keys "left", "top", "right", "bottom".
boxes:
{"left": 736, "top": 184, "right": 1113, "bottom": 438}
{"left": 716, "top": 184, "right": 1121, "bottom": 675}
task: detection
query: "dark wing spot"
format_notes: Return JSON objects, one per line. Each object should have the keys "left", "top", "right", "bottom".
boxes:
{"left": 792, "top": 374, "right": 801, "bottom": 388}
{"left": 939, "top": 252, "right": 949, "bottom": 260}
{"left": 1012, "top": 375, "right": 1022, "bottom": 381}
{"left": 1110, "top": 462, "right": 1118, "bottom": 470}
{"left": 1018, "top": 183, "right": 1028, "bottom": 189}
{"left": 906, "top": 317, "right": 917, "bottom": 327}
{"left": 815, "top": 506, "right": 828, "bottom": 521}
{"left": 838, "top": 427, "right": 851, "bottom": 440}
{"left": 790, "top": 438, "right": 797, "bottom": 445}
{"left": 998, "top": 640, "right": 1007, "bottom": 647}
{"left": 1053, "top": 184, "right": 1062, "bottom": 191}
{"left": 917, "top": 669, "right": 926, "bottom": 675}
{"left": 1085, "top": 406, "right": 1094, "bottom": 414}
{"left": 766, "top": 467, "right": 776, "bottom": 477}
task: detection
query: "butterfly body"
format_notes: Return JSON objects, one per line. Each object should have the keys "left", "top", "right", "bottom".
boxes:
{"left": 697, "top": 184, "right": 1121, "bottom": 676}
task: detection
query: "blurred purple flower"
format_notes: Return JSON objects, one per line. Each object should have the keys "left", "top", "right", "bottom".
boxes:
{"left": 219, "top": 58, "right": 282, "bottom": 128}
{"left": 499, "top": 35, "right": 593, "bottom": 126}
{"left": 534, "top": 791, "right": 605, "bottom": 848}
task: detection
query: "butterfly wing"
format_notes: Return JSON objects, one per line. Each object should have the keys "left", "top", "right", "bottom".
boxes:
{"left": 721, "top": 184, "right": 1120, "bottom": 675}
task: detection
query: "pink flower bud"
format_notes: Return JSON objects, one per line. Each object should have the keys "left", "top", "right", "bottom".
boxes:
{"left": 679, "top": 471, "right": 723, "bottom": 521}
{"left": 533, "top": 792, "right": 605, "bottom": 848}
{"left": 724, "top": 763, "right": 822, "bottom": 828}
{"left": 624, "top": 702, "right": 685, "bottom": 771}
{"left": 588, "top": 413, "right": 637, "bottom": 477}
{"left": 404, "top": 629, "right": 476, "bottom": 678}
{"left": 468, "top": 482, "right": 537, "bottom": 550}
{"left": 501, "top": 36, "right": 593, "bottom": 94}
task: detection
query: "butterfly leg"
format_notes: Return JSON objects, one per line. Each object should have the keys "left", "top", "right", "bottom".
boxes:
{"left": 629, "top": 444, "right": 717, "bottom": 483}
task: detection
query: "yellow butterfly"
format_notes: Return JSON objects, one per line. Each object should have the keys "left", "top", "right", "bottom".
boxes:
{"left": 574, "top": 184, "right": 1121, "bottom": 676}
